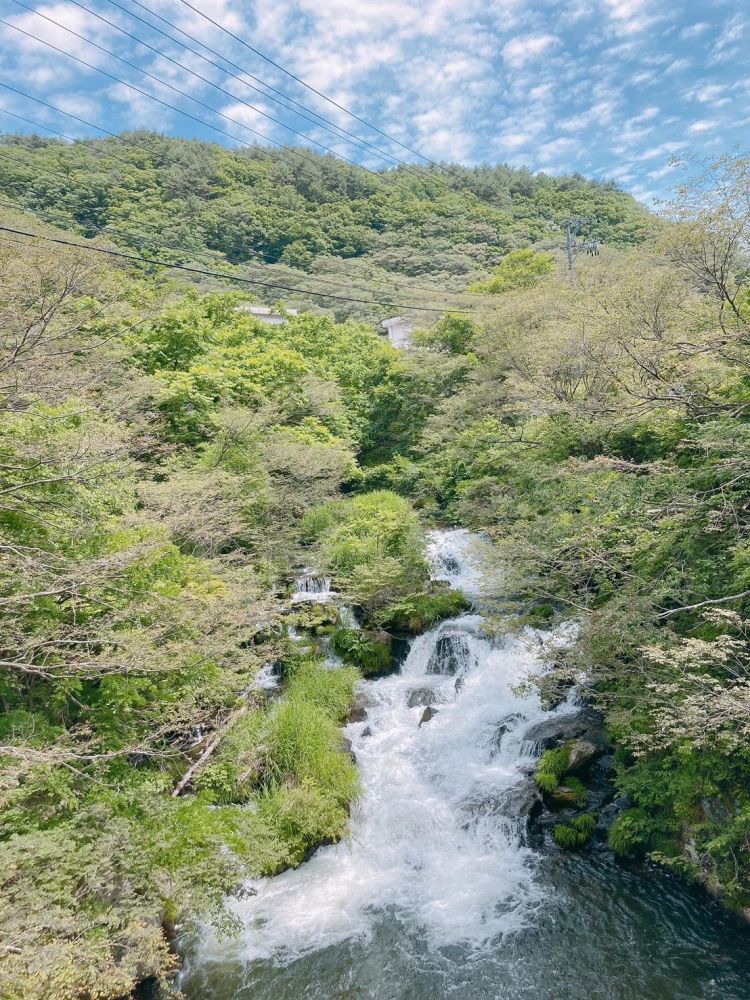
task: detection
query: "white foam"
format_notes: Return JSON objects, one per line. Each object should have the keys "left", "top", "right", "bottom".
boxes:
{"left": 190, "top": 531, "right": 575, "bottom": 967}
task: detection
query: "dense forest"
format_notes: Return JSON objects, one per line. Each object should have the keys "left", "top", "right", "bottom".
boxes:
{"left": 1, "top": 136, "right": 749, "bottom": 998}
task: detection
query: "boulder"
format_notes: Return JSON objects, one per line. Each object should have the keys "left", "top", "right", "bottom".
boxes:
{"left": 463, "top": 780, "right": 542, "bottom": 821}
{"left": 523, "top": 707, "right": 606, "bottom": 752}
{"left": 419, "top": 706, "right": 438, "bottom": 726}
{"left": 550, "top": 785, "right": 583, "bottom": 807}
{"left": 407, "top": 686, "right": 438, "bottom": 708}
{"left": 567, "top": 739, "right": 598, "bottom": 771}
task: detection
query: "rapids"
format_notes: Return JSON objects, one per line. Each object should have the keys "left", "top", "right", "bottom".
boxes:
{"left": 180, "top": 530, "right": 750, "bottom": 1000}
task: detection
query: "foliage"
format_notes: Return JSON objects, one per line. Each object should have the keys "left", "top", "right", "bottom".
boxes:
{"left": 554, "top": 812, "right": 597, "bottom": 849}
{"left": 374, "top": 589, "right": 471, "bottom": 633}
{"left": 535, "top": 745, "right": 572, "bottom": 791}
{"left": 302, "top": 490, "right": 429, "bottom": 610}
{"left": 329, "top": 628, "right": 393, "bottom": 675}
{"left": 469, "top": 248, "right": 556, "bottom": 293}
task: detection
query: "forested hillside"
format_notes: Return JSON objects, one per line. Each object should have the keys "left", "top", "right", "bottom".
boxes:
{"left": 1, "top": 136, "right": 749, "bottom": 999}
{"left": 0, "top": 133, "right": 647, "bottom": 318}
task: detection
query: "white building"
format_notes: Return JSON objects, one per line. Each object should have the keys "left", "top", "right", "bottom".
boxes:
{"left": 381, "top": 316, "right": 413, "bottom": 348}
{"left": 237, "top": 305, "right": 299, "bottom": 325}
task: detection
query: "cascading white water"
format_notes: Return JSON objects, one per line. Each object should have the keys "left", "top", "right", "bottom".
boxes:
{"left": 291, "top": 574, "right": 333, "bottom": 603}
{"left": 190, "top": 530, "right": 576, "bottom": 968}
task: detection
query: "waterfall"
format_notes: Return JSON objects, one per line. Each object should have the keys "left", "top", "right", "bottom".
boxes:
{"left": 187, "top": 530, "right": 576, "bottom": 968}
{"left": 291, "top": 574, "right": 333, "bottom": 603}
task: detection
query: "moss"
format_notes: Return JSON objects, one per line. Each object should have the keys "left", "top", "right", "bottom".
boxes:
{"left": 375, "top": 589, "right": 471, "bottom": 633}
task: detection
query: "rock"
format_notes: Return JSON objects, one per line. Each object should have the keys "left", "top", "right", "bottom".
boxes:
{"left": 361, "top": 726, "right": 372, "bottom": 738}
{"left": 523, "top": 707, "right": 606, "bottom": 752}
{"left": 567, "top": 739, "right": 598, "bottom": 771}
{"left": 489, "top": 713, "right": 524, "bottom": 756}
{"left": 550, "top": 785, "right": 583, "bottom": 807}
{"left": 342, "top": 737, "right": 356, "bottom": 763}
{"left": 455, "top": 676, "right": 464, "bottom": 693}
{"left": 463, "top": 779, "right": 542, "bottom": 821}
{"left": 427, "top": 632, "right": 475, "bottom": 675}
{"left": 407, "top": 686, "right": 438, "bottom": 708}
{"left": 596, "top": 796, "right": 632, "bottom": 836}
{"left": 347, "top": 693, "right": 368, "bottom": 723}
{"left": 419, "top": 706, "right": 438, "bottom": 726}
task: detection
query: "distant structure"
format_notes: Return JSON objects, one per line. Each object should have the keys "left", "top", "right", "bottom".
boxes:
{"left": 381, "top": 316, "right": 413, "bottom": 349}
{"left": 237, "top": 305, "right": 299, "bottom": 325}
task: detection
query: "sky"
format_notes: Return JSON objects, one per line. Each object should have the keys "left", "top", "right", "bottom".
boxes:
{"left": 0, "top": 0, "right": 747, "bottom": 203}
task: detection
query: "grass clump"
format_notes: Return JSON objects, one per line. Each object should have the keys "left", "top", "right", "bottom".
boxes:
{"left": 197, "top": 658, "right": 359, "bottom": 862}
{"left": 535, "top": 745, "right": 571, "bottom": 792}
{"left": 330, "top": 628, "right": 392, "bottom": 675}
{"left": 553, "top": 812, "right": 598, "bottom": 850}
{"left": 565, "top": 776, "right": 589, "bottom": 807}
{"left": 374, "top": 589, "right": 471, "bottom": 633}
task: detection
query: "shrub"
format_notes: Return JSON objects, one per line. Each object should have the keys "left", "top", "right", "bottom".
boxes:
{"left": 554, "top": 812, "right": 598, "bottom": 849}
{"left": 330, "top": 628, "right": 392, "bottom": 675}
{"left": 567, "top": 776, "right": 589, "bottom": 808}
{"left": 608, "top": 808, "right": 652, "bottom": 855}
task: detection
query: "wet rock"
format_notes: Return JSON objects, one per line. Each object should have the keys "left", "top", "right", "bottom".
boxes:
{"left": 342, "top": 736, "right": 356, "bottom": 763}
{"left": 463, "top": 779, "right": 542, "bottom": 821}
{"left": 596, "top": 796, "right": 632, "bottom": 836}
{"left": 567, "top": 739, "right": 598, "bottom": 772}
{"left": 407, "top": 686, "right": 438, "bottom": 708}
{"left": 427, "top": 632, "right": 474, "bottom": 675}
{"left": 522, "top": 707, "right": 606, "bottom": 752}
{"left": 550, "top": 785, "right": 584, "bottom": 807}
{"left": 347, "top": 693, "right": 368, "bottom": 723}
{"left": 489, "top": 713, "right": 524, "bottom": 755}
{"left": 419, "top": 706, "right": 438, "bottom": 726}
{"left": 361, "top": 726, "right": 372, "bottom": 738}
{"left": 455, "top": 676, "right": 464, "bottom": 693}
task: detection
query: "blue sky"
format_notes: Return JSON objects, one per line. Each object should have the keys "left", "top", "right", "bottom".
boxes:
{"left": 0, "top": 0, "right": 747, "bottom": 202}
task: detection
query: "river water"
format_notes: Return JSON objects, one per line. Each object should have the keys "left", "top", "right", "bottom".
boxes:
{"left": 180, "top": 530, "right": 750, "bottom": 1000}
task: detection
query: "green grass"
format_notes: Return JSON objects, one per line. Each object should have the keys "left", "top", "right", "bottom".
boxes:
{"left": 554, "top": 812, "right": 598, "bottom": 850}
{"left": 535, "top": 745, "right": 572, "bottom": 791}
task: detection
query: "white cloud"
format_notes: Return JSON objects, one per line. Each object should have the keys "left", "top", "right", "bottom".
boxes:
{"left": 502, "top": 33, "right": 558, "bottom": 67}
{"left": 687, "top": 118, "right": 718, "bottom": 134}
{"left": 680, "top": 22, "right": 711, "bottom": 39}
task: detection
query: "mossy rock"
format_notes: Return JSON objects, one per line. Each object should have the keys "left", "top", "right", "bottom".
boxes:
{"left": 375, "top": 589, "right": 471, "bottom": 634}
{"left": 289, "top": 603, "right": 340, "bottom": 634}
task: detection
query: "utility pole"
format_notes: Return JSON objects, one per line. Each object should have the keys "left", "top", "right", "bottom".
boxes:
{"left": 563, "top": 217, "right": 591, "bottom": 283}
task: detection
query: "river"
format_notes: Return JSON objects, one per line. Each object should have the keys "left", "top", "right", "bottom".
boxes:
{"left": 179, "top": 530, "right": 750, "bottom": 1000}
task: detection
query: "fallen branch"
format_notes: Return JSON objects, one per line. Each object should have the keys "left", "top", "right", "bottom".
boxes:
{"left": 171, "top": 706, "right": 248, "bottom": 798}
{"left": 657, "top": 589, "right": 750, "bottom": 619}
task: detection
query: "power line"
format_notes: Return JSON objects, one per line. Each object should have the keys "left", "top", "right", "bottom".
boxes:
{"left": 94, "top": 0, "right": 420, "bottom": 177}
{"left": 5, "top": 2, "right": 416, "bottom": 196}
{"left": 0, "top": 18, "right": 416, "bottom": 202}
{"left": 0, "top": 224, "right": 467, "bottom": 314}
{"left": 173, "top": 0, "right": 440, "bottom": 168}
{"left": 0, "top": 130, "right": 477, "bottom": 303}
{"left": 15, "top": 0, "right": 406, "bottom": 175}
